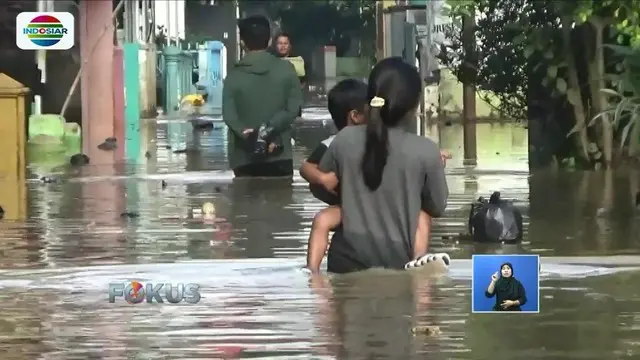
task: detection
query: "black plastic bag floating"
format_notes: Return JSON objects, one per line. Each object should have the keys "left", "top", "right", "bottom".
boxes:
{"left": 468, "top": 191, "right": 523, "bottom": 243}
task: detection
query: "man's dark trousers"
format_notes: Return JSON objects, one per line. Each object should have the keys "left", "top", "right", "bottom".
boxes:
{"left": 233, "top": 160, "right": 293, "bottom": 177}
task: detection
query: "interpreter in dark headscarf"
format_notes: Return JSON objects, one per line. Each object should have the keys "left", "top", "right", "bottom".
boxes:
{"left": 485, "top": 262, "right": 527, "bottom": 311}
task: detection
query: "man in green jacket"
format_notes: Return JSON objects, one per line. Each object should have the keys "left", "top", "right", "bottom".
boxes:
{"left": 223, "top": 15, "right": 303, "bottom": 177}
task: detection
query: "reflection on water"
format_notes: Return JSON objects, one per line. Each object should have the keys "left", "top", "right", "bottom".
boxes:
{"left": 440, "top": 122, "right": 529, "bottom": 171}
{"left": 0, "top": 120, "right": 639, "bottom": 359}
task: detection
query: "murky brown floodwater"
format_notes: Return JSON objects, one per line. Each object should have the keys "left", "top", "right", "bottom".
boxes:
{"left": 0, "top": 114, "right": 639, "bottom": 359}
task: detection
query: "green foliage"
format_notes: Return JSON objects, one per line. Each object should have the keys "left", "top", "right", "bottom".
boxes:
{"left": 609, "top": 44, "right": 640, "bottom": 94}
{"left": 593, "top": 45, "right": 640, "bottom": 152}
{"left": 591, "top": 89, "right": 639, "bottom": 151}
{"left": 610, "top": 2, "right": 640, "bottom": 47}
{"left": 439, "top": 0, "right": 534, "bottom": 120}
{"left": 443, "top": 0, "right": 640, "bottom": 155}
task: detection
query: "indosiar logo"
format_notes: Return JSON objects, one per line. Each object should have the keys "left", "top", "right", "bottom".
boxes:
{"left": 16, "top": 12, "right": 75, "bottom": 50}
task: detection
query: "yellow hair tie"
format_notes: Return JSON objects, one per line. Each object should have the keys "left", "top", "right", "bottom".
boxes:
{"left": 369, "top": 96, "right": 385, "bottom": 108}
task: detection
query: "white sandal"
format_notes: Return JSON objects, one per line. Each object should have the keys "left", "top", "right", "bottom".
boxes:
{"left": 405, "top": 253, "right": 451, "bottom": 270}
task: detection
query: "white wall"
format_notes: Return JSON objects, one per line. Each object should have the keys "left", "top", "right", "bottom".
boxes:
{"left": 155, "top": 0, "right": 185, "bottom": 42}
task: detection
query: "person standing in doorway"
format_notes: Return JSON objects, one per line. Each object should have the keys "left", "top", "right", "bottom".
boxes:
{"left": 223, "top": 16, "right": 303, "bottom": 177}
{"left": 272, "top": 33, "right": 306, "bottom": 117}
{"left": 272, "top": 33, "right": 307, "bottom": 88}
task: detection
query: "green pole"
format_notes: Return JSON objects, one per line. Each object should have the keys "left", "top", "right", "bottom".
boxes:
{"left": 163, "top": 46, "right": 182, "bottom": 116}
{"left": 163, "top": 46, "right": 184, "bottom": 150}
{"left": 181, "top": 53, "right": 191, "bottom": 96}
{"left": 123, "top": 42, "right": 141, "bottom": 161}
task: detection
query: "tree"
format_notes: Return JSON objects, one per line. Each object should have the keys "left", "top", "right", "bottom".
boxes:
{"left": 439, "top": 0, "right": 530, "bottom": 121}
{"left": 442, "top": 0, "right": 640, "bottom": 168}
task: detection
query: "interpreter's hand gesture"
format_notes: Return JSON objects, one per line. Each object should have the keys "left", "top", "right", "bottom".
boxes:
{"left": 491, "top": 272, "right": 499, "bottom": 282}
{"left": 320, "top": 172, "right": 339, "bottom": 194}
{"left": 501, "top": 300, "right": 516, "bottom": 309}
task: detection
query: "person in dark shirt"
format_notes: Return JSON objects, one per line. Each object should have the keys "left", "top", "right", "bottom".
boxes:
{"left": 301, "top": 79, "right": 367, "bottom": 173}
{"left": 485, "top": 262, "right": 527, "bottom": 311}
{"left": 299, "top": 79, "right": 368, "bottom": 272}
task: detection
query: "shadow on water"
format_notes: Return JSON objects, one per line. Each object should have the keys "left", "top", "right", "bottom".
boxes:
{"left": 0, "top": 120, "right": 639, "bottom": 358}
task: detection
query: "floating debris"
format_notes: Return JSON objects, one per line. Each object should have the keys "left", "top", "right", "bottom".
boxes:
{"left": 192, "top": 202, "right": 216, "bottom": 219}
{"left": 172, "top": 148, "right": 199, "bottom": 155}
{"left": 120, "top": 211, "right": 140, "bottom": 218}
{"left": 411, "top": 325, "right": 441, "bottom": 336}
{"left": 40, "top": 176, "right": 58, "bottom": 184}
{"left": 69, "top": 153, "right": 90, "bottom": 166}
{"left": 202, "top": 202, "right": 216, "bottom": 215}
{"left": 97, "top": 137, "right": 117, "bottom": 151}
{"left": 191, "top": 120, "right": 214, "bottom": 131}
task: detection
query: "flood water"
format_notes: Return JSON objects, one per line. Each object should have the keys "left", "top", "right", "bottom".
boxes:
{"left": 1, "top": 112, "right": 640, "bottom": 359}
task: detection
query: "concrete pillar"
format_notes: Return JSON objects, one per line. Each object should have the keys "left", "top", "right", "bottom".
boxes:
{"left": 164, "top": 46, "right": 182, "bottom": 116}
{"left": 80, "top": 0, "right": 115, "bottom": 164}
{"left": 461, "top": 13, "right": 477, "bottom": 166}
{"left": 314, "top": 46, "right": 337, "bottom": 93}
{"left": 79, "top": 1, "right": 122, "bottom": 234}
{"left": 205, "top": 41, "right": 225, "bottom": 112}
{"left": 163, "top": 46, "right": 185, "bottom": 150}
{"left": 113, "top": 47, "right": 125, "bottom": 160}
{"left": 181, "top": 54, "right": 190, "bottom": 97}
{"left": 139, "top": 45, "right": 157, "bottom": 117}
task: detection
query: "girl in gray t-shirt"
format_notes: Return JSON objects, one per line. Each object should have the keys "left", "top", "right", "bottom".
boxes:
{"left": 306, "top": 58, "right": 450, "bottom": 274}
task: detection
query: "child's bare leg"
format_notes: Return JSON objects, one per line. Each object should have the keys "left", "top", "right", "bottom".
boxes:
{"left": 413, "top": 210, "right": 432, "bottom": 258}
{"left": 306, "top": 205, "right": 341, "bottom": 273}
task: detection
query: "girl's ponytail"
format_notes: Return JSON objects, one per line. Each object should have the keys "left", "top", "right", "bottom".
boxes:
{"left": 361, "top": 96, "right": 389, "bottom": 191}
